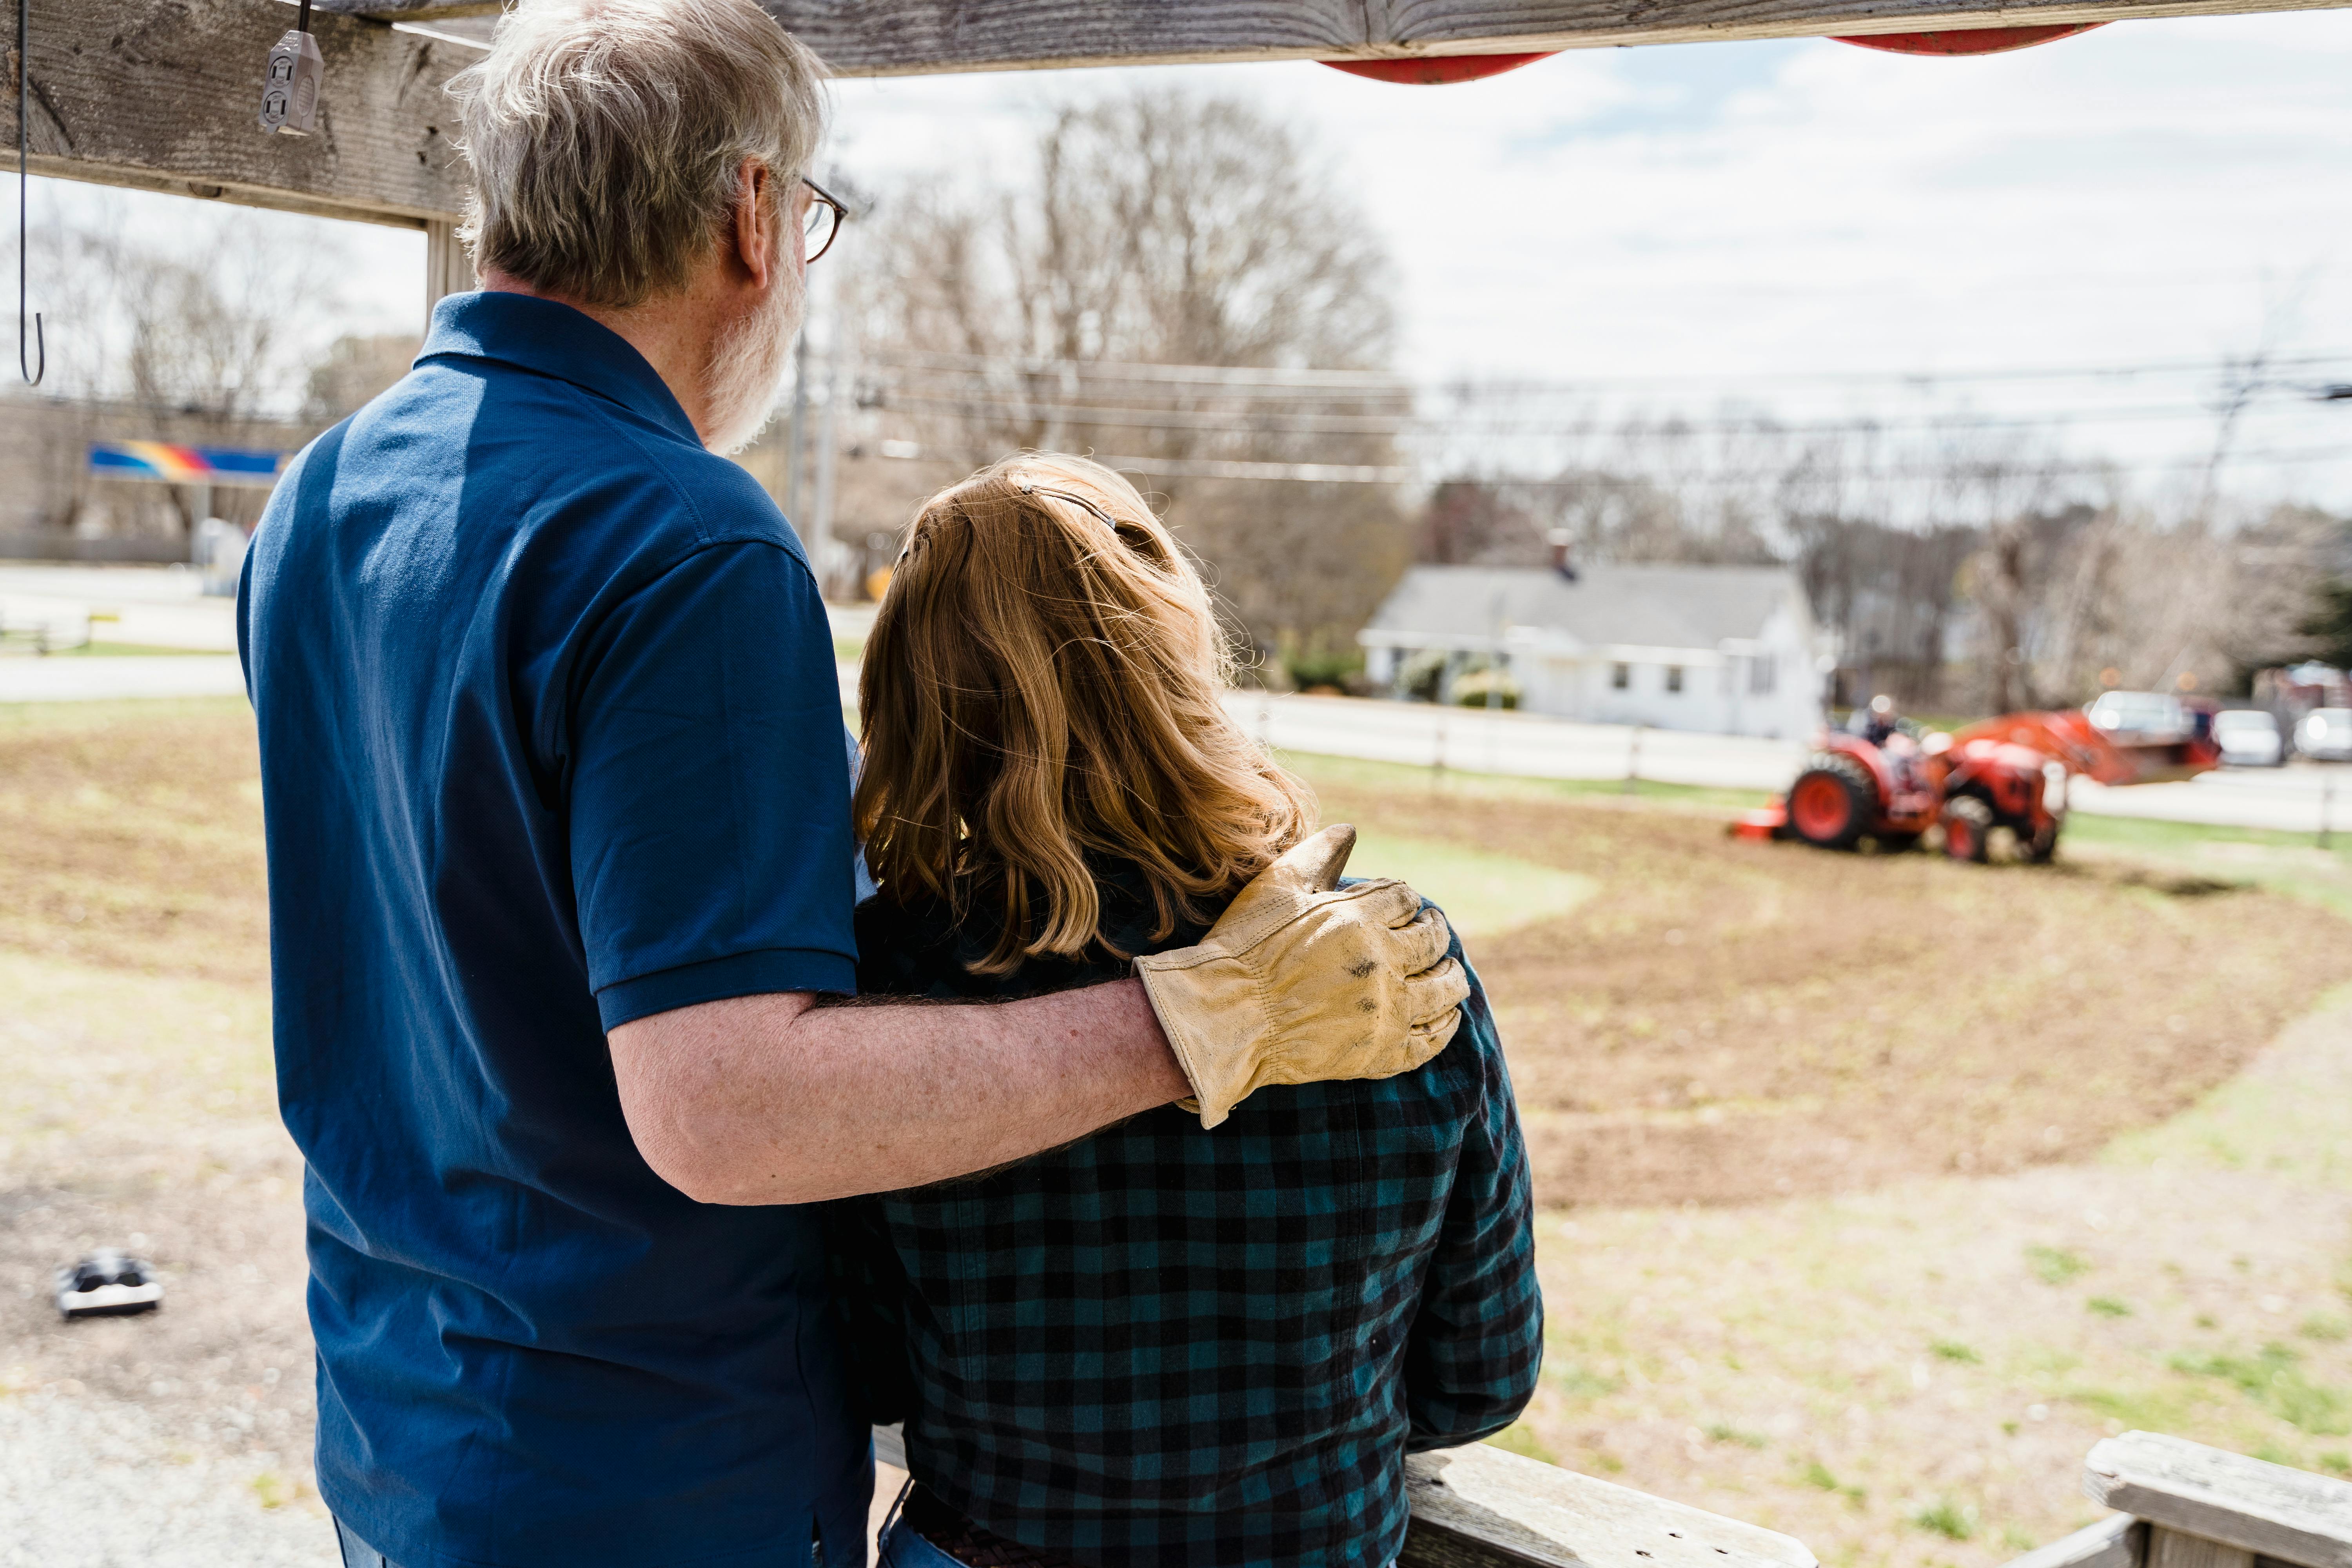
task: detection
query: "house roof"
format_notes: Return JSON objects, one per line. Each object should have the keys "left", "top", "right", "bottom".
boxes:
{"left": 1361, "top": 563, "right": 1804, "bottom": 654}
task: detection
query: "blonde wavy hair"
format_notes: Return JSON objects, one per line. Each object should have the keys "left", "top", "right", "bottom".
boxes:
{"left": 855, "top": 455, "right": 1315, "bottom": 975}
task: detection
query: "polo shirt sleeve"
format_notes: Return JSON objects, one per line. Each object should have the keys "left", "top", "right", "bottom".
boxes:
{"left": 569, "top": 539, "right": 858, "bottom": 1030}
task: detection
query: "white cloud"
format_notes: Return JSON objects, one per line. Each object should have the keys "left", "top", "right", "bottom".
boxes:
{"left": 833, "top": 14, "right": 2352, "bottom": 508}
{"left": 13, "top": 12, "right": 2346, "bottom": 508}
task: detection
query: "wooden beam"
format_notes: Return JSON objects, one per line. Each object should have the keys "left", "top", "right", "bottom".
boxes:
{"left": 317, "top": 0, "right": 503, "bottom": 16}
{"left": 334, "top": 0, "right": 2352, "bottom": 74}
{"left": 11, "top": 0, "right": 469, "bottom": 228}
{"left": 877, "top": 1426, "right": 1817, "bottom": 1568}
{"left": 1401, "top": 1441, "right": 1818, "bottom": 1568}
{"left": 1996, "top": 1513, "right": 2146, "bottom": 1568}
{"left": 423, "top": 218, "right": 472, "bottom": 314}
{"left": 2085, "top": 1433, "right": 2352, "bottom": 1568}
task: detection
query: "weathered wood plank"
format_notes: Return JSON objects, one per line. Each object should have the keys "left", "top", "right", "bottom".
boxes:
{"left": 11, "top": 0, "right": 468, "bottom": 227}
{"left": 872, "top": 1428, "right": 1815, "bottom": 1568}
{"left": 1998, "top": 1512, "right": 2145, "bottom": 1568}
{"left": 2151, "top": 1528, "right": 2259, "bottom": 1568}
{"left": 318, "top": 0, "right": 504, "bottom": 16}
{"left": 423, "top": 218, "right": 471, "bottom": 312}
{"left": 1399, "top": 1443, "right": 1814, "bottom": 1568}
{"left": 329, "top": 0, "right": 2352, "bottom": 74}
{"left": 2086, "top": 1433, "right": 2352, "bottom": 1568}
{"left": 874, "top": 1422, "right": 907, "bottom": 1472}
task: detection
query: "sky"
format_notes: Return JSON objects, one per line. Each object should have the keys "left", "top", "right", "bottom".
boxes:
{"left": 20, "top": 9, "right": 2352, "bottom": 509}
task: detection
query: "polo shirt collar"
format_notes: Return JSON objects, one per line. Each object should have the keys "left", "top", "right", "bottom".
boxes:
{"left": 419, "top": 290, "right": 701, "bottom": 446}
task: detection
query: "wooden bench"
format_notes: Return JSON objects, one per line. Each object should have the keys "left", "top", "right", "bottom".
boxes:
{"left": 872, "top": 1426, "right": 1819, "bottom": 1568}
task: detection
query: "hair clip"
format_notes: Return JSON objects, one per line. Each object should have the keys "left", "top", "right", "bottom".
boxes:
{"left": 1018, "top": 481, "right": 1120, "bottom": 531}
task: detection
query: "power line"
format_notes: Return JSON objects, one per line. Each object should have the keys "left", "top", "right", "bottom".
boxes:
{"left": 860, "top": 345, "right": 2352, "bottom": 394}
{"left": 867, "top": 440, "right": 2345, "bottom": 487}
{"left": 860, "top": 387, "right": 2307, "bottom": 441}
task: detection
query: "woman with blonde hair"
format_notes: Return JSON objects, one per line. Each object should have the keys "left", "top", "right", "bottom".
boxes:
{"left": 831, "top": 455, "right": 1540, "bottom": 1568}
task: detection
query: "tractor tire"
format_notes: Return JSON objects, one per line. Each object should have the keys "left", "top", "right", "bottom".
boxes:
{"left": 2021, "top": 817, "right": 2062, "bottom": 864}
{"left": 1942, "top": 796, "right": 1994, "bottom": 864}
{"left": 1786, "top": 753, "right": 1877, "bottom": 851}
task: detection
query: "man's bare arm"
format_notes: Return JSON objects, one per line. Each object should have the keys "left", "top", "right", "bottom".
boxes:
{"left": 608, "top": 979, "right": 1188, "bottom": 1206}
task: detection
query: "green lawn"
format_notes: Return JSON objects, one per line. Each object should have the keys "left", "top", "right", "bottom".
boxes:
{"left": 0, "top": 639, "right": 226, "bottom": 657}
{"left": 1281, "top": 748, "right": 1779, "bottom": 817}
{"left": 2062, "top": 814, "right": 2352, "bottom": 920}
{"left": 1344, "top": 828, "right": 1598, "bottom": 939}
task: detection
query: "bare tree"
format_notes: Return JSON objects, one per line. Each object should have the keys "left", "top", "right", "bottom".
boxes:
{"left": 847, "top": 90, "right": 1411, "bottom": 679}
{"left": 3, "top": 200, "right": 343, "bottom": 538}
{"left": 304, "top": 334, "right": 425, "bottom": 428}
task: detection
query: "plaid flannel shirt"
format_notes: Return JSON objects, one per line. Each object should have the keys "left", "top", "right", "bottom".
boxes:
{"left": 826, "top": 866, "right": 1542, "bottom": 1568}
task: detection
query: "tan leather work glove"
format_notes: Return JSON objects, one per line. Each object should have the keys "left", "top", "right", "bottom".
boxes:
{"left": 1134, "top": 824, "right": 1468, "bottom": 1129}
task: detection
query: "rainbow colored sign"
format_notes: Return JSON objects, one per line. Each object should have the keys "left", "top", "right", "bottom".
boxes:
{"left": 89, "top": 441, "right": 289, "bottom": 488}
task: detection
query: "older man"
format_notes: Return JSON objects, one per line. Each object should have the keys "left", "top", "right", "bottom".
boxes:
{"left": 237, "top": 3, "right": 1463, "bottom": 1566}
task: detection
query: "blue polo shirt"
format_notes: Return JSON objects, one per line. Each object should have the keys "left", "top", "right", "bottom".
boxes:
{"left": 239, "top": 291, "right": 869, "bottom": 1568}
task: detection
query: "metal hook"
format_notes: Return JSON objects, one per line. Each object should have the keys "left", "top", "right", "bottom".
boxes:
{"left": 18, "top": 0, "right": 41, "bottom": 387}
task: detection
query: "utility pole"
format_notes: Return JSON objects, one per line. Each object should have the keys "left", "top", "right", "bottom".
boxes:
{"left": 811, "top": 304, "right": 844, "bottom": 598}
{"left": 786, "top": 320, "right": 812, "bottom": 528}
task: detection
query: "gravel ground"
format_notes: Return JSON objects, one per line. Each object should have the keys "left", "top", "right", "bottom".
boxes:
{"left": 0, "top": 1393, "right": 334, "bottom": 1568}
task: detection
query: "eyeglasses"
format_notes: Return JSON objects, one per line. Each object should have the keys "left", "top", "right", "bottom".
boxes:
{"left": 802, "top": 178, "right": 847, "bottom": 263}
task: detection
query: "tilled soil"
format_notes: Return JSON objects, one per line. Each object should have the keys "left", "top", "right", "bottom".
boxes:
{"left": 4, "top": 701, "right": 2347, "bottom": 1566}
{"left": 1314, "top": 772, "right": 2348, "bottom": 1207}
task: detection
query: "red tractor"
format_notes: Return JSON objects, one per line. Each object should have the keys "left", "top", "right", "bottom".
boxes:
{"left": 1744, "top": 697, "right": 2220, "bottom": 863}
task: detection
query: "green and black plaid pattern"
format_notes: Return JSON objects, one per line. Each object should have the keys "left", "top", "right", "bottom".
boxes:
{"left": 829, "top": 871, "right": 1543, "bottom": 1568}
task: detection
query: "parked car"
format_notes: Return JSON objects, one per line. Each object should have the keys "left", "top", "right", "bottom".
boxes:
{"left": 2086, "top": 689, "right": 2191, "bottom": 742}
{"left": 2213, "top": 708, "right": 2284, "bottom": 768}
{"left": 2299, "top": 708, "right": 2352, "bottom": 762}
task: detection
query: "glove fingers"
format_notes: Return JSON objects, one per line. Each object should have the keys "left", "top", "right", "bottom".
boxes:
{"left": 1405, "top": 955, "right": 1471, "bottom": 1028}
{"left": 1406, "top": 1001, "right": 1466, "bottom": 1065}
{"left": 1330, "top": 878, "right": 1418, "bottom": 931}
{"left": 1391, "top": 905, "right": 1455, "bottom": 976}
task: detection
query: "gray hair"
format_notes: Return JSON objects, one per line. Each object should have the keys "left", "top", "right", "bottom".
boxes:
{"left": 449, "top": 0, "right": 827, "bottom": 309}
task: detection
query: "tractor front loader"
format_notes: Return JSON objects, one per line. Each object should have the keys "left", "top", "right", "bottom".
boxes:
{"left": 1740, "top": 704, "right": 2219, "bottom": 864}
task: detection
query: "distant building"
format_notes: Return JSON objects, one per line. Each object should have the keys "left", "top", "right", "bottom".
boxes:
{"left": 1359, "top": 552, "right": 1828, "bottom": 739}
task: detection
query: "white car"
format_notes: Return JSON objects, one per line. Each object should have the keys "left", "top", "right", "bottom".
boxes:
{"left": 2213, "top": 708, "right": 2283, "bottom": 768}
{"left": 2299, "top": 708, "right": 2352, "bottom": 763}
{"left": 2086, "top": 690, "right": 2190, "bottom": 742}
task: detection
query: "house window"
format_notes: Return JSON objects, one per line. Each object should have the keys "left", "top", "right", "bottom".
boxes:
{"left": 1665, "top": 666, "right": 1684, "bottom": 694}
{"left": 1610, "top": 662, "right": 1630, "bottom": 690}
{"left": 1750, "top": 654, "right": 1776, "bottom": 695}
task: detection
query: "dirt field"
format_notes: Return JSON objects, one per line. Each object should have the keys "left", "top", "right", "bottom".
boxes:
{"left": 4, "top": 699, "right": 2350, "bottom": 1568}
{"left": 1316, "top": 754, "right": 2347, "bottom": 1208}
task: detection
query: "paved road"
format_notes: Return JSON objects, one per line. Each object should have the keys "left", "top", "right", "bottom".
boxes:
{"left": 0, "top": 564, "right": 240, "bottom": 653}
{"left": 7, "top": 567, "right": 2339, "bottom": 836}
{"left": 1221, "top": 690, "right": 2352, "bottom": 838}
{"left": 0, "top": 655, "right": 249, "bottom": 703}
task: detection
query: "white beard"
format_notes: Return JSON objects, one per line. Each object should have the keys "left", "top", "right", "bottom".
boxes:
{"left": 701, "top": 261, "right": 804, "bottom": 457}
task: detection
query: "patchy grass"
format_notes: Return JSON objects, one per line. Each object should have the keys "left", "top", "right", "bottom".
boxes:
{"left": 1293, "top": 750, "right": 2348, "bottom": 1207}
{"left": 2029, "top": 1247, "right": 2092, "bottom": 1286}
{"left": 0, "top": 640, "right": 223, "bottom": 658}
{"left": 1347, "top": 828, "right": 1598, "bottom": 939}
{"left": 0, "top": 698, "right": 268, "bottom": 983}
{"left": 2169, "top": 1345, "right": 2352, "bottom": 1436}
{"left": 1913, "top": 1498, "right": 1979, "bottom": 1541}
{"left": 9, "top": 701, "right": 2352, "bottom": 1568}
{"left": 2062, "top": 813, "right": 2352, "bottom": 921}
{"left": 1281, "top": 748, "right": 1777, "bottom": 817}
{"left": 1484, "top": 1422, "right": 1562, "bottom": 1466}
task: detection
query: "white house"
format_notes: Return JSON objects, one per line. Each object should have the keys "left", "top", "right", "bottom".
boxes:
{"left": 1358, "top": 557, "right": 1828, "bottom": 739}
